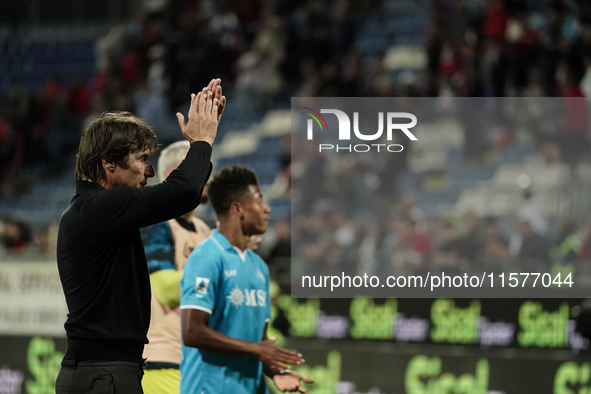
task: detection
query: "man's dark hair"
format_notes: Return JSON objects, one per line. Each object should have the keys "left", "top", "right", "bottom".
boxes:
{"left": 75, "top": 112, "right": 159, "bottom": 182}
{"left": 208, "top": 165, "right": 258, "bottom": 215}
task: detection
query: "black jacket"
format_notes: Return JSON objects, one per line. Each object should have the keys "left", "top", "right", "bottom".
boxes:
{"left": 57, "top": 141, "right": 212, "bottom": 362}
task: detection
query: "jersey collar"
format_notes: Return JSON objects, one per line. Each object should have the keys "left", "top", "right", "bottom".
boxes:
{"left": 211, "top": 229, "right": 234, "bottom": 251}
{"left": 211, "top": 230, "right": 250, "bottom": 263}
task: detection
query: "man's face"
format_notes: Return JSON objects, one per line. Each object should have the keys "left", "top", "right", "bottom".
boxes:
{"left": 239, "top": 185, "right": 271, "bottom": 236}
{"left": 112, "top": 148, "right": 154, "bottom": 188}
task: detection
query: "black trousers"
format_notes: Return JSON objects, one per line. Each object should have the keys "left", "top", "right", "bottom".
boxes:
{"left": 55, "top": 359, "right": 145, "bottom": 394}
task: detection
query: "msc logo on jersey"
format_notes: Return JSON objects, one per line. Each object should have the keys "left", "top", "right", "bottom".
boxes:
{"left": 227, "top": 285, "right": 267, "bottom": 308}
{"left": 195, "top": 277, "right": 210, "bottom": 294}
{"left": 257, "top": 269, "right": 266, "bottom": 283}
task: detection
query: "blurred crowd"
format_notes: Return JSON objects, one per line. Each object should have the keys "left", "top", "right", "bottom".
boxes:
{"left": 2, "top": 0, "right": 591, "bottom": 266}
{"left": 0, "top": 217, "right": 58, "bottom": 257}
{"left": 292, "top": 182, "right": 591, "bottom": 277}
{"left": 429, "top": 0, "right": 591, "bottom": 98}
{"left": 0, "top": 76, "right": 92, "bottom": 196}
{"left": 289, "top": 103, "right": 591, "bottom": 279}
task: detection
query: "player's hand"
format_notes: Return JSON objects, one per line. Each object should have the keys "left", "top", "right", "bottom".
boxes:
{"left": 176, "top": 79, "right": 221, "bottom": 146}
{"left": 255, "top": 337, "right": 304, "bottom": 369}
{"left": 272, "top": 371, "right": 314, "bottom": 393}
{"left": 207, "top": 78, "right": 226, "bottom": 124}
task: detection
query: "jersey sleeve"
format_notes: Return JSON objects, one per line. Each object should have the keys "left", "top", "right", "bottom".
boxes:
{"left": 140, "top": 222, "right": 175, "bottom": 273}
{"left": 180, "top": 241, "right": 221, "bottom": 315}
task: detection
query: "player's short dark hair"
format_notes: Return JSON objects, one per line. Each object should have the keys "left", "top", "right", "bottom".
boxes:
{"left": 208, "top": 165, "right": 259, "bottom": 215}
{"left": 75, "top": 112, "right": 159, "bottom": 182}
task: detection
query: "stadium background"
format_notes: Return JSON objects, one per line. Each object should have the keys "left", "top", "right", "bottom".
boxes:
{"left": 2, "top": 0, "right": 591, "bottom": 392}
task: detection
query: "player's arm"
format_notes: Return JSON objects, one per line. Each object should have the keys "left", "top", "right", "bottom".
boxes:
{"left": 261, "top": 324, "right": 315, "bottom": 393}
{"left": 181, "top": 309, "right": 304, "bottom": 370}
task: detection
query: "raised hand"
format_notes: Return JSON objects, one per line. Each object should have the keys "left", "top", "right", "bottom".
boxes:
{"left": 209, "top": 78, "right": 226, "bottom": 124}
{"left": 176, "top": 80, "right": 221, "bottom": 146}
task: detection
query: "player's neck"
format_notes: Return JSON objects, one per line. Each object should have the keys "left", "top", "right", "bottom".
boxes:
{"left": 218, "top": 221, "right": 248, "bottom": 251}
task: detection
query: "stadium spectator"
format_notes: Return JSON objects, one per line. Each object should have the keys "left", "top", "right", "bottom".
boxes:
{"left": 266, "top": 219, "right": 291, "bottom": 267}
{"left": 68, "top": 75, "right": 91, "bottom": 117}
{"left": 0, "top": 217, "right": 35, "bottom": 253}
{"left": 551, "top": 218, "right": 582, "bottom": 263}
{"left": 459, "top": 210, "right": 485, "bottom": 261}
{"left": 483, "top": 217, "right": 509, "bottom": 247}
{"left": 517, "top": 189, "right": 548, "bottom": 236}
{"left": 561, "top": 74, "right": 589, "bottom": 165}
{"left": 515, "top": 218, "right": 551, "bottom": 265}
{"left": 0, "top": 116, "right": 23, "bottom": 196}
{"left": 431, "top": 221, "right": 462, "bottom": 268}
{"left": 576, "top": 215, "right": 591, "bottom": 262}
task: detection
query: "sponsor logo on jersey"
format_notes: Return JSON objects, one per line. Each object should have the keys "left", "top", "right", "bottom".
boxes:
{"left": 225, "top": 269, "right": 238, "bottom": 277}
{"left": 227, "top": 285, "right": 267, "bottom": 308}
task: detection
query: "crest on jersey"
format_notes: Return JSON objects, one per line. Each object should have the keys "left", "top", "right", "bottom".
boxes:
{"left": 257, "top": 270, "right": 266, "bottom": 283}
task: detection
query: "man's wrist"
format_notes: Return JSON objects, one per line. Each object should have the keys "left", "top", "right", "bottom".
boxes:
{"left": 191, "top": 139, "right": 214, "bottom": 149}
{"left": 265, "top": 365, "right": 293, "bottom": 377}
{"left": 247, "top": 341, "right": 260, "bottom": 358}
{"left": 263, "top": 364, "right": 277, "bottom": 377}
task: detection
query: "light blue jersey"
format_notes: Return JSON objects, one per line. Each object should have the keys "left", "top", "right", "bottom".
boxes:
{"left": 180, "top": 230, "right": 271, "bottom": 394}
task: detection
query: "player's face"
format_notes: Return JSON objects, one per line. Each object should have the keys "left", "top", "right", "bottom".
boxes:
{"left": 113, "top": 148, "right": 154, "bottom": 188}
{"left": 240, "top": 185, "right": 271, "bottom": 236}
